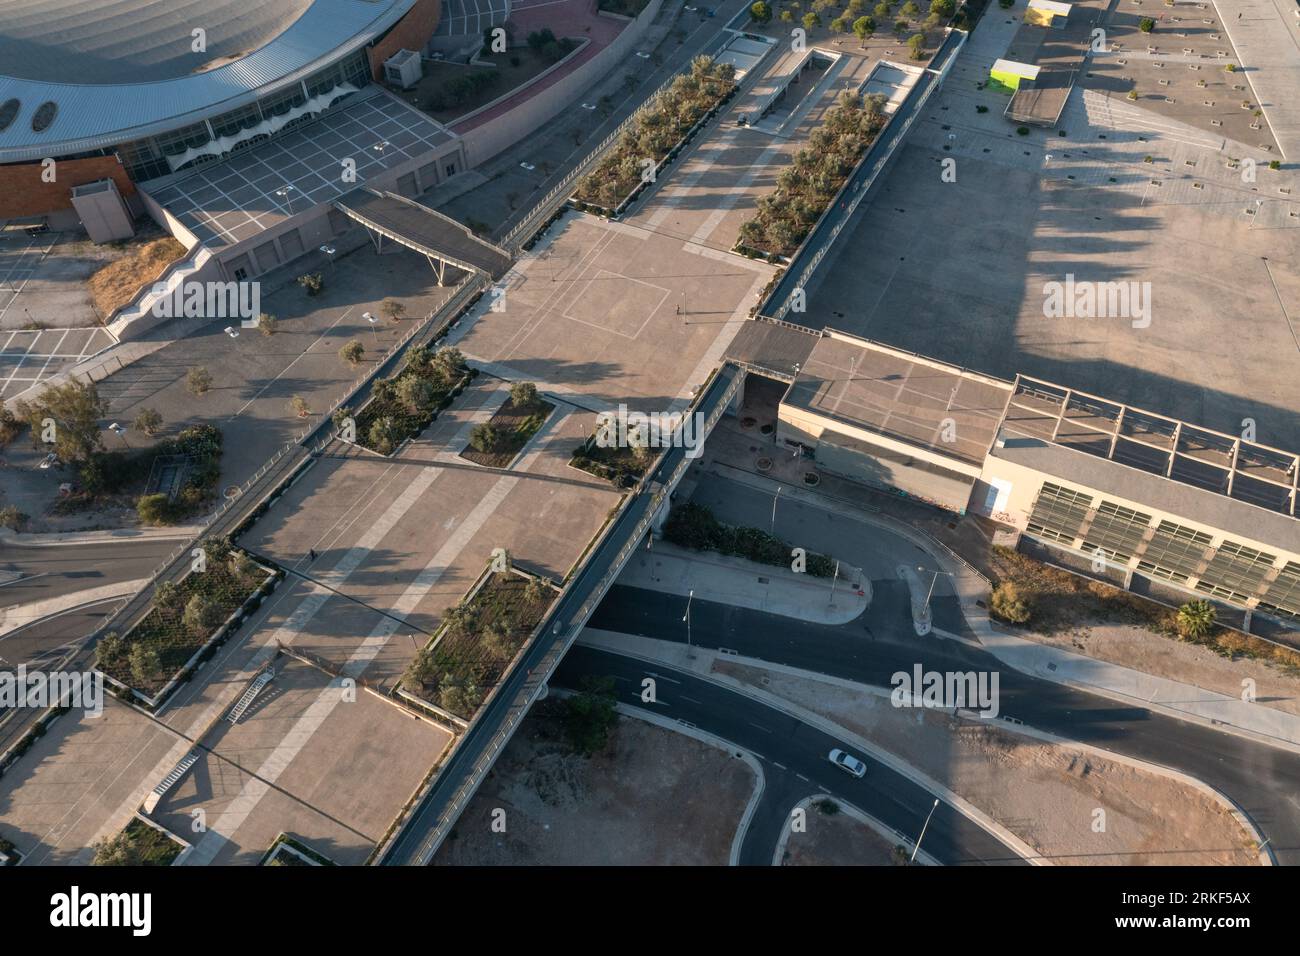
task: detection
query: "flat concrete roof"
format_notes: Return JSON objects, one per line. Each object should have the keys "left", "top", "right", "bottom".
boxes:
{"left": 145, "top": 89, "right": 456, "bottom": 249}
{"left": 782, "top": 330, "right": 1012, "bottom": 467}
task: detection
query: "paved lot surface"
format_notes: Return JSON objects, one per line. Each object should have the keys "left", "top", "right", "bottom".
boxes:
{"left": 0, "top": 697, "right": 178, "bottom": 865}
{"left": 0, "top": 231, "right": 118, "bottom": 331}
{"left": 0, "top": 326, "right": 115, "bottom": 399}
{"left": 155, "top": 655, "right": 452, "bottom": 866}
{"left": 91, "top": 242, "right": 458, "bottom": 490}
{"left": 799, "top": 18, "right": 1300, "bottom": 450}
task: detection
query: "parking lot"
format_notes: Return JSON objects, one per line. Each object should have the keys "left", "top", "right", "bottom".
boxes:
{"left": 0, "top": 230, "right": 122, "bottom": 331}
{"left": 0, "top": 326, "right": 116, "bottom": 399}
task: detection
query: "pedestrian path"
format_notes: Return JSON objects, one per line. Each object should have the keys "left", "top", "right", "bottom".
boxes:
{"left": 619, "top": 539, "right": 869, "bottom": 625}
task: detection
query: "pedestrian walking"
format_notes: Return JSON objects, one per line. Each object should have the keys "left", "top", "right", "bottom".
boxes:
{"left": 309, "top": 548, "right": 317, "bottom": 561}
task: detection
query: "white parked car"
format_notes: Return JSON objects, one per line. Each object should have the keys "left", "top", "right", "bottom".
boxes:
{"left": 829, "top": 748, "right": 867, "bottom": 778}
{"left": 38, "top": 452, "right": 58, "bottom": 470}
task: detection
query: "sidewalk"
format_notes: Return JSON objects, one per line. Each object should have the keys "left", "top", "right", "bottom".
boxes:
{"left": 703, "top": 432, "right": 1300, "bottom": 755}
{"left": 620, "top": 539, "right": 869, "bottom": 625}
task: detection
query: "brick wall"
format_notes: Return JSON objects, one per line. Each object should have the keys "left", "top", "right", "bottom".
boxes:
{"left": 367, "top": 0, "right": 443, "bottom": 79}
{"left": 0, "top": 154, "right": 136, "bottom": 220}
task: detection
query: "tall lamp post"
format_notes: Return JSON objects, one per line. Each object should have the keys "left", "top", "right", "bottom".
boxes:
{"left": 682, "top": 589, "right": 694, "bottom": 654}
{"left": 911, "top": 798, "right": 940, "bottom": 863}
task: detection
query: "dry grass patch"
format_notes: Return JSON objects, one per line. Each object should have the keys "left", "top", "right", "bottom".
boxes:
{"left": 87, "top": 236, "right": 186, "bottom": 320}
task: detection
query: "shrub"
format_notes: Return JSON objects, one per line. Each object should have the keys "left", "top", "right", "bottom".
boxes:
{"left": 908, "top": 32, "right": 926, "bottom": 58}
{"left": 132, "top": 407, "right": 163, "bottom": 437}
{"left": 257, "top": 313, "right": 276, "bottom": 336}
{"left": 802, "top": 11, "right": 821, "bottom": 28}
{"left": 380, "top": 297, "right": 406, "bottom": 323}
{"left": 288, "top": 395, "right": 310, "bottom": 418}
{"left": 990, "top": 582, "right": 1031, "bottom": 623}
{"left": 339, "top": 340, "right": 365, "bottom": 367}
{"left": 1176, "top": 600, "right": 1217, "bottom": 641}
{"left": 750, "top": 0, "right": 773, "bottom": 22}
{"left": 929, "top": 0, "right": 955, "bottom": 17}
{"left": 1138, "top": 16, "right": 1154, "bottom": 32}
{"left": 976, "top": 104, "right": 989, "bottom": 113}
{"left": 1016, "top": 125, "right": 1030, "bottom": 135}
{"left": 136, "top": 493, "right": 174, "bottom": 525}
{"left": 469, "top": 422, "right": 500, "bottom": 452}
{"left": 297, "top": 273, "right": 323, "bottom": 296}
{"left": 185, "top": 366, "right": 212, "bottom": 396}
{"left": 509, "top": 381, "right": 539, "bottom": 407}
{"left": 0, "top": 505, "right": 28, "bottom": 532}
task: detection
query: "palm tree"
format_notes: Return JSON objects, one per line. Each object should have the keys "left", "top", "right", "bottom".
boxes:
{"left": 1176, "top": 600, "right": 1217, "bottom": 640}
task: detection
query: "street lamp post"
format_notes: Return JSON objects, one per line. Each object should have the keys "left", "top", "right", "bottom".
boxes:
{"left": 320, "top": 244, "right": 336, "bottom": 270}
{"left": 682, "top": 589, "right": 694, "bottom": 653}
{"left": 911, "top": 798, "right": 940, "bottom": 863}
{"left": 770, "top": 485, "right": 781, "bottom": 535}
{"left": 364, "top": 311, "right": 378, "bottom": 341}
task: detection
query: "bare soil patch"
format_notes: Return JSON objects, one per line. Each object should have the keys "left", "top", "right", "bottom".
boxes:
{"left": 782, "top": 801, "right": 903, "bottom": 866}
{"left": 433, "top": 704, "right": 755, "bottom": 865}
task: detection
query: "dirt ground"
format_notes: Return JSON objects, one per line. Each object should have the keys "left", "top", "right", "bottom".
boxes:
{"left": 1024, "top": 621, "right": 1300, "bottom": 719}
{"left": 715, "top": 661, "right": 1259, "bottom": 866}
{"left": 433, "top": 704, "right": 756, "bottom": 865}
{"left": 782, "top": 801, "right": 902, "bottom": 866}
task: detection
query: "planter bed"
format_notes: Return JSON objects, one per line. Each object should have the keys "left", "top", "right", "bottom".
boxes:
{"left": 460, "top": 396, "right": 556, "bottom": 468}
{"left": 572, "top": 57, "right": 738, "bottom": 216}
{"left": 349, "top": 345, "right": 474, "bottom": 455}
{"left": 569, "top": 434, "right": 655, "bottom": 488}
{"left": 401, "top": 569, "right": 558, "bottom": 720}
{"left": 93, "top": 816, "right": 185, "bottom": 866}
{"left": 94, "top": 542, "right": 279, "bottom": 706}
{"left": 735, "top": 91, "right": 889, "bottom": 259}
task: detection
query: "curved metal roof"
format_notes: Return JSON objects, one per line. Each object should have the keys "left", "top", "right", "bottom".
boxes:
{"left": 0, "top": 0, "right": 418, "bottom": 163}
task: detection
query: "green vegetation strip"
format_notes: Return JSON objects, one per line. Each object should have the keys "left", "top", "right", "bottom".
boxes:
{"left": 737, "top": 90, "right": 889, "bottom": 259}
{"left": 663, "top": 501, "right": 838, "bottom": 576}
{"left": 573, "top": 56, "right": 737, "bottom": 213}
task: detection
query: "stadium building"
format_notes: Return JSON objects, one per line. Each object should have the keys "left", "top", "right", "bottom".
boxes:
{"left": 0, "top": 0, "right": 508, "bottom": 230}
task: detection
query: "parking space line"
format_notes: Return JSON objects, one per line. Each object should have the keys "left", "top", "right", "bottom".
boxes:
{"left": 33, "top": 329, "right": 70, "bottom": 382}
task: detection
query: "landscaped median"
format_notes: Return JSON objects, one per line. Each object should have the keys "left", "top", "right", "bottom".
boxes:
{"left": 662, "top": 501, "right": 842, "bottom": 578}
{"left": 398, "top": 565, "right": 560, "bottom": 723}
{"left": 93, "top": 537, "right": 281, "bottom": 709}
{"left": 571, "top": 56, "right": 739, "bottom": 217}
{"left": 261, "top": 833, "right": 336, "bottom": 866}
{"left": 337, "top": 344, "right": 475, "bottom": 456}
{"left": 735, "top": 90, "right": 890, "bottom": 261}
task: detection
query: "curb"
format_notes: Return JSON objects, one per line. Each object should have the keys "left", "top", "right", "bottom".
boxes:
{"left": 577, "top": 633, "right": 1042, "bottom": 864}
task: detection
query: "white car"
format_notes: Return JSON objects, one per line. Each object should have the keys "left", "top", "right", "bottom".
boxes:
{"left": 829, "top": 748, "right": 867, "bottom": 778}
{"left": 38, "top": 452, "right": 58, "bottom": 470}
{"left": 519, "top": 161, "right": 536, "bottom": 171}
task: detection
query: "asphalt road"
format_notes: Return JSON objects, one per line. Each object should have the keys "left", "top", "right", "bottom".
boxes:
{"left": 589, "top": 581, "right": 1300, "bottom": 864}
{"left": 555, "top": 644, "right": 1027, "bottom": 865}
{"left": 0, "top": 537, "right": 177, "bottom": 611}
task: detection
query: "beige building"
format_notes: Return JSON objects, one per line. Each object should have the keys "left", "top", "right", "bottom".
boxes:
{"left": 736, "top": 324, "right": 1300, "bottom": 633}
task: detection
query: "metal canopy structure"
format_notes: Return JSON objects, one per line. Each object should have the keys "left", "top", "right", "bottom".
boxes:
{"left": 332, "top": 187, "right": 513, "bottom": 284}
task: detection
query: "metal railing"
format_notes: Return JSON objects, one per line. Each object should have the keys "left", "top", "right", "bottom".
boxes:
{"left": 90, "top": 275, "right": 489, "bottom": 643}
{"left": 398, "top": 367, "right": 746, "bottom": 864}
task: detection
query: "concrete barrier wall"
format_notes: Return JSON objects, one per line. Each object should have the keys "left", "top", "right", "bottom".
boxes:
{"left": 458, "top": 0, "right": 665, "bottom": 167}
